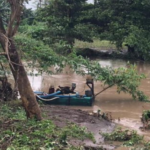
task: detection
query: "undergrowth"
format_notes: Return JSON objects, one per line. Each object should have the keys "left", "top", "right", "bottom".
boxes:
{"left": 2, "top": 101, "right": 150, "bottom": 150}
{"left": 102, "top": 127, "right": 150, "bottom": 149}
{"left": 102, "top": 127, "right": 143, "bottom": 146}
{"left": 0, "top": 102, "right": 95, "bottom": 150}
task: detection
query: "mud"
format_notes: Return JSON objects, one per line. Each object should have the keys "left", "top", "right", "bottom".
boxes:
{"left": 41, "top": 105, "right": 116, "bottom": 150}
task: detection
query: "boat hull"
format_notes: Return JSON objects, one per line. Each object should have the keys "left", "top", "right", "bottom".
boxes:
{"left": 41, "top": 96, "right": 93, "bottom": 106}
{"left": 35, "top": 91, "right": 93, "bottom": 106}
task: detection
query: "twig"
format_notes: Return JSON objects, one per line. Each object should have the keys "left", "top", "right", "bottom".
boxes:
{"left": 0, "top": 136, "right": 14, "bottom": 148}
{"left": 94, "top": 79, "right": 123, "bottom": 97}
{"left": 11, "top": 61, "right": 23, "bottom": 66}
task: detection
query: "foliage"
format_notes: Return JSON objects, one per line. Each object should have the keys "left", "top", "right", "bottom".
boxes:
{"left": 102, "top": 127, "right": 143, "bottom": 146}
{"left": 18, "top": 22, "right": 47, "bottom": 41}
{"left": 0, "top": 0, "right": 10, "bottom": 25}
{"left": 125, "top": 26, "right": 150, "bottom": 60}
{"left": 102, "top": 127, "right": 150, "bottom": 150}
{"left": 142, "top": 142, "right": 150, "bottom": 150}
{"left": 130, "top": 141, "right": 150, "bottom": 150}
{"left": 14, "top": 31, "right": 148, "bottom": 101}
{"left": 0, "top": 103, "right": 94, "bottom": 150}
{"left": 35, "top": 0, "right": 95, "bottom": 53}
{"left": 84, "top": 0, "right": 150, "bottom": 59}
{"left": 24, "top": 0, "right": 150, "bottom": 60}
{"left": 80, "top": 60, "right": 148, "bottom": 101}
{"left": 14, "top": 33, "right": 65, "bottom": 74}
{"left": 142, "top": 110, "right": 150, "bottom": 123}
{"left": 21, "top": 7, "right": 35, "bottom": 25}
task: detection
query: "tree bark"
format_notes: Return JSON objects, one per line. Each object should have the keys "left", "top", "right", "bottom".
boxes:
{"left": 10, "top": 39, "right": 42, "bottom": 120}
{"left": 0, "top": 1, "right": 42, "bottom": 120}
{"left": 0, "top": 36, "right": 42, "bottom": 120}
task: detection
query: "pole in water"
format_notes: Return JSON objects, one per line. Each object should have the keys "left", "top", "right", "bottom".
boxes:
{"left": 86, "top": 75, "right": 95, "bottom": 100}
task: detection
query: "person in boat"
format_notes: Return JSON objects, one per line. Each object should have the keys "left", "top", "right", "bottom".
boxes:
{"left": 56, "top": 83, "right": 76, "bottom": 94}
{"left": 48, "top": 85, "right": 55, "bottom": 94}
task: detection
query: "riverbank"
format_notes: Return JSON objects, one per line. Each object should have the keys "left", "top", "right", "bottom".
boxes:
{"left": 41, "top": 105, "right": 116, "bottom": 149}
{"left": 74, "top": 39, "right": 129, "bottom": 59}
{"left": 1, "top": 101, "right": 150, "bottom": 149}
{"left": 41, "top": 105, "right": 150, "bottom": 150}
{"left": 0, "top": 102, "right": 116, "bottom": 150}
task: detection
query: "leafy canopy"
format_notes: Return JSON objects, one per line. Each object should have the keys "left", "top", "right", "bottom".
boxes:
{"left": 35, "top": 0, "right": 95, "bottom": 53}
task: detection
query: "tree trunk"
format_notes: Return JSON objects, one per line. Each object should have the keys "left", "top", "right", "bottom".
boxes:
{"left": 0, "top": 1, "right": 42, "bottom": 120}
{"left": 0, "top": 37, "right": 42, "bottom": 120}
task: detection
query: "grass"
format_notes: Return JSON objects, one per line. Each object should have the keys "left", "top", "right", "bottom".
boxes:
{"left": 74, "top": 39, "right": 117, "bottom": 50}
{"left": 0, "top": 101, "right": 95, "bottom": 150}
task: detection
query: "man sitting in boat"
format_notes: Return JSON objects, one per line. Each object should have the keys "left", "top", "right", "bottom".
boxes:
{"left": 48, "top": 85, "right": 55, "bottom": 94}
{"left": 56, "top": 83, "right": 76, "bottom": 94}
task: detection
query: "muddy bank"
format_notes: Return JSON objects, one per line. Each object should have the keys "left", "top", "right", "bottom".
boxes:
{"left": 41, "top": 105, "right": 116, "bottom": 150}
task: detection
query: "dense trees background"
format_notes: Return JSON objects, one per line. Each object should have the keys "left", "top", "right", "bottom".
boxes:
{"left": 92, "top": 0, "right": 150, "bottom": 60}
{"left": 25, "top": 0, "right": 150, "bottom": 60}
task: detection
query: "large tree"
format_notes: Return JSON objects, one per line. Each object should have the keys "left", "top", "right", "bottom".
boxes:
{"left": 94, "top": 0, "right": 150, "bottom": 59}
{"left": 36, "top": 0, "right": 95, "bottom": 53}
{"left": 0, "top": 0, "right": 42, "bottom": 120}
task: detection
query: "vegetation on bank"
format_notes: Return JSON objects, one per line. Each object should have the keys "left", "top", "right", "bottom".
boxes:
{"left": 0, "top": 102, "right": 95, "bottom": 150}
{"left": 1, "top": 102, "right": 150, "bottom": 150}
{"left": 102, "top": 128, "right": 143, "bottom": 146}
{"left": 74, "top": 40, "right": 117, "bottom": 50}
{"left": 102, "top": 127, "right": 150, "bottom": 150}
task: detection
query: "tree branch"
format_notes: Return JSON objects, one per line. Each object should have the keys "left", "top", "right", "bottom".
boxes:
{"left": 7, "top": 0, "right": 23, "bottom": 37}
{"left": 6, "top": 1, "right": 16, "bottom": 37}
{"left": 0, "top": 52, "right": 7, "bottom": 55}
{"left": 94, "top": 84, "right": 114, "bottom": 97}
{"left": 94, "top": 79, "right": 124, "bottom": 97}
{"left": 12, "top": 6, "right": 22, "bottom": 36}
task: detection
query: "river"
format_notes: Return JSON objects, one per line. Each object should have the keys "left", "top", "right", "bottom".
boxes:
{"left": 11, "top": 58, "right": 150, "bottom": 144}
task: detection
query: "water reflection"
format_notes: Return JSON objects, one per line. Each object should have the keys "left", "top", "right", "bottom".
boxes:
{"left": 98, "top": 59, "right": 127, "bottom": 68}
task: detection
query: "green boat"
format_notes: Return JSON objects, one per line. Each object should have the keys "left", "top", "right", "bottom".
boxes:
{"left": 35, "top": 91, "right": 93, "bottom": 106}
{"left": 35, "top": 81, "right": 94, "bottom": 106}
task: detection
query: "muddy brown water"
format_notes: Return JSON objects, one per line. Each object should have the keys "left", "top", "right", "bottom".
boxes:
{"left": 9, "top": 59, "right": 150, "bottom": 144}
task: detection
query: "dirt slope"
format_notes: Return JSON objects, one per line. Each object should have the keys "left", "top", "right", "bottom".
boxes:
{"left": 41, "top": 105, "right": 116, "bottom": 150}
